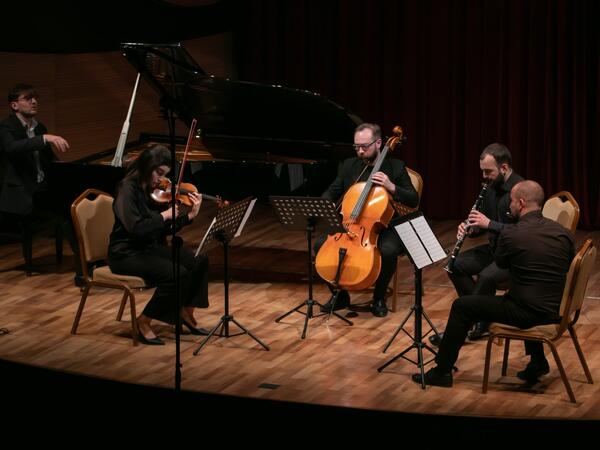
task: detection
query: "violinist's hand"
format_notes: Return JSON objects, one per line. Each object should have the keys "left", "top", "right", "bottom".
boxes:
{"left": 371, "top": 171, "right": 396, "bottom": 193}
{"left": 467, "top": 210, "right": 490, "bottom": 229}
{"left": 187, "top": 192, "right": 202, "bottom": 220}
{"left": 44, "top": 134, "right": 70, "bottom": 153}
{"left": 161, "top": 204, "right": 179, "bottom": 221}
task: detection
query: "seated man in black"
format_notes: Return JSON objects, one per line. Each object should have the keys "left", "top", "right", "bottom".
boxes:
{"left": 0, "top": 83, "right": 80, "bottom": 282}
{"left": 314, "top": 122, "right": 419, "bottom": 317}
{"left": 415, "top": 180, "right": 574, "bottom": 387}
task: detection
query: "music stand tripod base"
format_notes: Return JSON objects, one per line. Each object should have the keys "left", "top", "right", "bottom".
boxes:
{"left": 193, "top": 197, "right": 269, "bottom": 354}
{"left": 270, "top": 196, "right": 353, "bottom": 339}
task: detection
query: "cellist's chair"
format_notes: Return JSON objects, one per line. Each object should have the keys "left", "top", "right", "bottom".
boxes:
{"left": 70, "top": 189, "right": 149, "bottom": 346}
{"left": 542, "top": 191, "right": 580, "bottom": 233}
{"left": 389, "top": 167, "right": 423, "bottom": 311}
{"left": 482, "top": 239, "right": 596, "bottom": 403}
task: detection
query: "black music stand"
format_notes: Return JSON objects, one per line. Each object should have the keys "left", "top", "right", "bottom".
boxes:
{"left": 270, "top": 196, "right": 353, "bottom": 339}
{"left": 193, "top": 197, "right": 270, "bottom": 354}
{"left": 377, "top": 212, "right": 446, "bottom": 388}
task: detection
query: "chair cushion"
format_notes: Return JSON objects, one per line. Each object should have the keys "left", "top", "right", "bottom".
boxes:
{"left": 92, "top": 266, "right": 147, "bottom": 288}
{"left": 489, "top": 322, "right": 560, "bottom": 340}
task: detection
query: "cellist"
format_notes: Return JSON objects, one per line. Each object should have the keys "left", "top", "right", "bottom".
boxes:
{"left": 315, "top": 123, "right": 419, "bottom": 317}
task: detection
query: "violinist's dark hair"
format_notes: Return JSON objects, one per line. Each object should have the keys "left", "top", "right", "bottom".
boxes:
{"left": 122, "top": 145, "right": 171, "bottom": 194}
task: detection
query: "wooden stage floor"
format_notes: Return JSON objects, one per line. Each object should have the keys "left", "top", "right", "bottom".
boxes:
{"left": 1, "top": 201, "right": 599, "bottom": 428}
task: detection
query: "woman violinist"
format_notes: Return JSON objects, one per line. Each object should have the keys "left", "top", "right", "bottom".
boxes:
{"left": 314, "top": 123, "right": 419, "bottom": 317}
{"left": 108, "top": 145, "right": 210, "bottom": 345}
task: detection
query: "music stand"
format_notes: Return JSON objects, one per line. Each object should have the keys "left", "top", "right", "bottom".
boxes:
{"left": 377, "top": 212, "right": 446, "bottom": 388}
{"left": 270, "top": 196, "right": 353, "bottom": 339}
{"left": 193, "top": 197, "right": 270, "bottom": 355}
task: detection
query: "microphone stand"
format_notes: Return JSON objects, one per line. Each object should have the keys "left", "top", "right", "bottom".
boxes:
{"left": 165, "top": 106, "right": 182, "bottom": 393}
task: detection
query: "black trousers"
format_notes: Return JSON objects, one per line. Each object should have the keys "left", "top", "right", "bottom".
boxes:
{"left": 447, "top": 244, "right": 509, "bottom": 296}
{"left": 435, "top": 294, "right": 558, "bottom": 372}
{"left": 109, "top": 245, "right": 209, "bottom": 324}
{"left": 314, "top": 226, "right": 404, "bottom": 301}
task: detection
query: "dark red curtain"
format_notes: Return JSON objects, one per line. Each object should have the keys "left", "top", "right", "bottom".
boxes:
{"left": 233, "top": 0, "right": 600, "bottom": 228}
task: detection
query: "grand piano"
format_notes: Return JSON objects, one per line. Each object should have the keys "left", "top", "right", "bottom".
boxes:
{"left": 48, "top": 42, "right": 361, "bottom": 208}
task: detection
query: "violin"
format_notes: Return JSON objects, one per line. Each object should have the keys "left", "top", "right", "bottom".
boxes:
{"left": 151, "top": 117, "right": 229, "bottom": 210}
{"left": 151, "top": 178, "right": 229, "bottom": 209}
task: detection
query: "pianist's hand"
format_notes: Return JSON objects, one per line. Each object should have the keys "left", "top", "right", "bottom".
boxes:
{"left": 187, "top": 192, "right": 202, "bottom": 220}
{"left": 44, "top": 134, "right": 70, "bottom": 153}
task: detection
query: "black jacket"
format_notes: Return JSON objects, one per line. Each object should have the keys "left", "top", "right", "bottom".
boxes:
{"left": 322, "top": 157, "right": 419, "bottom": 211}
{"left": 0, "top": 114, "right": 54, "bottom": 215}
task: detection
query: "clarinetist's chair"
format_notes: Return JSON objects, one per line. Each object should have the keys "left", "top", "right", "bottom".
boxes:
{"left": 70, "top": 189, "right": 149, "bottom": 346}
{"left": 542, "top": 191, "right": 579, "bottom": 234}
{"left": 482, "top": 239, "right": 596, "bottom": 403}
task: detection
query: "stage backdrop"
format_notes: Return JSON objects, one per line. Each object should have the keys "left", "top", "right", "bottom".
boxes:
{"left": 233, "top": 0, "right": 599, "bottom": 229}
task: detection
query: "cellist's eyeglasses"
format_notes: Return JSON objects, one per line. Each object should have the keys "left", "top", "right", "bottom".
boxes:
{"left": 353, "top": 139, "right": 377, "bottom": 151}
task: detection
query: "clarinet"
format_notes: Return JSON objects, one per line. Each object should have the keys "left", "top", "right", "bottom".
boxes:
{"left": 443, "top": 181, "right": 490, "bottom": 273}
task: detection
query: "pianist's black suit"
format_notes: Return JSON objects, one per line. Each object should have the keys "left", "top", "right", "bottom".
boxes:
{"left": 0, "top": 114, "right": 54, "bottom": 216}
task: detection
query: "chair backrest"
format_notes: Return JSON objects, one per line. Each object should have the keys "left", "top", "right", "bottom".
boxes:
{"left": 542, "top": 191, "right": 580, "bottom": 233}
{"left": 406, "top": 167, "right": 423, "bottom": 206}
{"left": 557, "top": 239, "right": 596, "bottom": 329}
{"left": 391, "top": 167, "right": 423, "bottom": 216}
{"left": 71, "top": 189, "right": 115, "bottom": 279}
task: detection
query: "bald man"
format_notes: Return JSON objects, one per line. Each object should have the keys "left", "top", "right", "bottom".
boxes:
{"left": 414, "top": 180, "right": 575, "bottom": 387}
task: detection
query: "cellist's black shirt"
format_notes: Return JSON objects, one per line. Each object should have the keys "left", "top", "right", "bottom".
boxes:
{"left": 322, "top": 157, "right": 419, "bottom": 209}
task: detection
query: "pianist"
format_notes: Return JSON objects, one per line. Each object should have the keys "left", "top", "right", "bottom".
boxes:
{"left": 0, "top": 83, "right": 81, "bottom": 282}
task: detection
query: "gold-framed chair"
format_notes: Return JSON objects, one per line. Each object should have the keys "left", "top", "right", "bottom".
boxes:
{"left": 482, "top": 239, "right": 596, "bottom": 403}
{"left": 542, "top": 191, "right": 579, "bottom": 233}
{"left": 70, "top": 189, "right": 149, "bottom": 346}
{"left": 389, "top": 167, "right": 423, "bottom": 311}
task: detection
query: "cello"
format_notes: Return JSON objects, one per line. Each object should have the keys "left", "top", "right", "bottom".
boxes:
{"left": 315, "top": 126, "right": 405, "bottom": 291}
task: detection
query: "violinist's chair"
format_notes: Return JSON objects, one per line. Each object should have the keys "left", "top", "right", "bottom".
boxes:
{"left": 482, "top": 239, "right": 596, "bottom": 403}
{"left": 542, "top": 191, "right": 580, "bottom": 234}
{"left": 70, "top": 189, "right": 148, "bottom": 346}
{"left": 389, "top": 167, "right": 423, "bottom": 311}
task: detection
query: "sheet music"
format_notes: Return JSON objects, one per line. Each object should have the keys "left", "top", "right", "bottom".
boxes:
{"left": 410, "top": 215, "right": 447, "bottom": 262}
{"left": 235, "top": 198, "right": 256, "bottom": 237}
{"left": 394, "top": 214, "right": 446, "bottom": 269}
{"left": 395, "top": 222, "right": 433, "bottom": 269}
{"left": 195, "top": 216, "right": 216, "bottom": 257}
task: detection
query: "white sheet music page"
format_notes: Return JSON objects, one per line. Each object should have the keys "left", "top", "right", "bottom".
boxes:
{"left": 395, "top": 221, "right": 432, "bottom": 269}
{"left": 411, "top": 215, "right": 447, "bottom": 263}
{"left": 235, "top": 198, "right": 257, "bottom": 237}
{"left": 195, "top": 216, "right": 216, "bottom": 257}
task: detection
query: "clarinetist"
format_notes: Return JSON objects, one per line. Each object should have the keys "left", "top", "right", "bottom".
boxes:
{"left": 431, "top": 143, "right": 523, "bottom": 345}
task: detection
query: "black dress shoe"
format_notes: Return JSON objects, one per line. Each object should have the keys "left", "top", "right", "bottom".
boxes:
{"left": 371, "top": 298, "right": 388, "bottom": 317}
{"left": 181, "top": 319, "right": 210, "bottom": 336}
{"left": 73, "top": 275, "right": 86, "bottom": 288}
{"left": 517, "top": 360, "right": 550, "bottom": 381}
{"left": 320, "top": 290, "right": 350, "bottom": 312}
{"left": 137, "top": 333, "right": 165, "bottom": 345}
{"left": 429, "top": 332, "right": 444, "bottom": 347}
{"left": 467, "top": 322, "right": 490, "bottom": 341}
{"left": 411, "top": 367, "right": 453, "bottom": 387}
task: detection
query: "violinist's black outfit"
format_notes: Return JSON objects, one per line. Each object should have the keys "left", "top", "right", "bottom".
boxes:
{"left": 108, "top": 178, "right": 209, "bottom": 324}
{"left": 315, "top": 157, "right": 419, "bottom": 314}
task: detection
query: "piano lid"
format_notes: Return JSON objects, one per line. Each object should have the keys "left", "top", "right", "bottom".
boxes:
{"left": 121, "top": 42, "right": 361, "bottom": 162}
